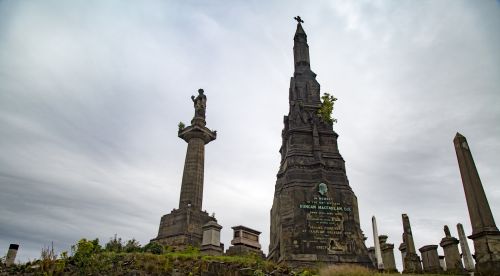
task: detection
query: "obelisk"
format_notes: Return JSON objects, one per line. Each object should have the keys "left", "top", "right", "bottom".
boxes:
{"left": 456, "top": 223, "right": 474, "bottom": 271}
{"left": 152, "top": 89, "right": 218, "bottom": 248}
{"left": 372, "top": 216, "right": 384, "bottom": 270}
{"left": 454, "top": 133, "right": 500, "bottom": 275}
{"left": 401, "top": 214, "right": 423, "bottom": 273}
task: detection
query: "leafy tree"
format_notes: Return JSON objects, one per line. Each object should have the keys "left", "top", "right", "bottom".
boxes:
{"left": 124, "top": 238, "right": 142, "bottom": 253}
{"left": 105, "top": 234, "right": 123, "bottom": 253}
{"left": 317, "top": 93, "right": 337, "bottom": 124}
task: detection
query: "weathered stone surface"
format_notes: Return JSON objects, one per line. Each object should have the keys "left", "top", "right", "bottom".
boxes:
{"left": 379, "top": 235, "right": 398, "bottom": 273}
{"left": 419, "top": 245, "right": 442, "bottom": 273}
{"left": 456, "top": 223, "right": 475, "bottom": 271}
{"left": 401, "top": 214, "right": 422, "bottom": 274}
{"left": 152, "top": 90, "right": 218, "bottom": 249}
{"left": 5, "top": 244, "right": 18, "bottom": 267}
{"left": 440, "top": 225, "right": 465, "bottom": 274}
{"left": 268, "top": 19, "right": 371, "bottom": 268}
{"left": 454, "top": 133, "right": 500, "bottom": 275}
{"left": 399, "top": 242, "right": 407, "bottom": 271}
{"left": 372, "top": 216, "right": 384, "bottom": 270}
{"left": 201, "top": 221, "right": 223, "bottom": 255}
{"left": 227, "top": 226, "right": 265, "bottom": 258}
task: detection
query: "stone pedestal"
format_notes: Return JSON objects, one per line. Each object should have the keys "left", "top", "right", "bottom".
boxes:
{"left": 399, "top": 242, "right": 407, "bottom": 271}
{"left": 5, "top": 244, "right": 19, "bottom": 266}
{"left": 201, "top": 221, "right": 223, "bottom": 255}
{"left": 401, "top": 214, "right": 422, "bottom": 274}
{"left": 439, "top": 255, "right": 446, "bottom": 271}
{"left": 457, "top": 223, "right": 475, "bottom": 271}
{"left": 419, "top": 245, "right": 442, "bottom": 273}
{"left": 440, "top": 235, "right": 465, "bottom": 273}
{"left": 227, "top": 225, "right": 265, "bottom": 258}
{"left": 367, "top": 247, "right": 376, "bottom": 267}
{"left": 379, "top": 235, "right": 398, "bottom": 272}
{"left": 454, "top": 133, "right": 500, "bottom": 275}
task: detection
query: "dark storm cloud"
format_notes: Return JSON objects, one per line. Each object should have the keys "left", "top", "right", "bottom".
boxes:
{"left": 0, "top": 0, "right": 499, "bottom": 271}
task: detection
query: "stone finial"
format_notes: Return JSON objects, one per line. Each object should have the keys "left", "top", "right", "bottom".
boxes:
{"left": 444, "top": 225, "right": 451, "bottom": 237}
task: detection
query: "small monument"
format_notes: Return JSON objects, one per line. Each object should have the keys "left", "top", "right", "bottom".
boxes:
{"left": 152, "top": 89, "right": 218, "bottom": 248}
{"left": 371, "top": 216, "right": 384, "bottom": 270}
{"left": 226, "top": 225, "right": 264, "bottom": 257}
{"left": 454, "top": 132, "right": 500, "bottom": 275}
{"left": 419, "top": 245, "right": 442, "bottom": 273}
{"left": 5, "top": 244, "right": 19, "bottom": 266}
{"left": 200, "top": 221, "right": 223, "bottom": 255}
{"left": 401, "top": 214, "right": 422, "bottom": 273}
{"left": 379, "top": 235, "right": 398, "bottom": 272}
{"left": 457, "top": 222, "right": 475, "bottom": 271}
{"left": 440, "top": 225, "right": 464, "bottom": 273}
{"left": 439, "top": 255, "right": 446, "bottom": 271}
{"left": 398, "top": 241, "right": 407, "bottom": 271}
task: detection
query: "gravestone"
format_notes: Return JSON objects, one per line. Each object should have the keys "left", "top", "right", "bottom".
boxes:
{"left": 401, "top": 214, "right": 422, "bottom": 274}
{"left": 372, "top": 216, "right": 384, "bottom": 270}
{"left": 454, "top": 133, "right": 500, "bottom": 275}
{"left": 201, "top": 221, "right": 223, "bottom": 255}
{"left": 399, "top": 242, "right": 407, "bottom": 271}
{"left": 5, "top": 244, "right": 19, "bottom": 266}
{"left": 152, "top": 89, "right": 218, "bottom": 248}
{"left": 379, "top": 235, "right": 398, "bottom": 272}
{"left": 440, "top": 225, "right": 464, "bottom": 273}
{"left": 457, "top": 222, "right": 475, "bottom": 271}
{"left": 226, "top": 225, "right": 264, "bottom": 257}
{"left": 268, "top": 16, "right": 372, "bottom": 268}
{"left": 419, "top": 245, "right": 442, "bottom": 273}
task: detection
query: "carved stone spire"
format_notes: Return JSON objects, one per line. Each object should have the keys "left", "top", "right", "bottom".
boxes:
{"left": 293, "top": 19, "right": 311, "bottom": 72}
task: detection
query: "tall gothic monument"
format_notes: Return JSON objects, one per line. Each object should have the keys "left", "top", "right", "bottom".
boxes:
{"left": 268, "top": 17, "right": 372, "bottom": 267}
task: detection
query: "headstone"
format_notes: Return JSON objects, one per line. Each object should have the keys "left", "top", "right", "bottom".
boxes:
{"left": 152, "top": 89, "right": 218, "bottom": 248}
{"left": 372, "top": 216, "right": 384, "bottom": 270}
{"left": 454, "top": 132, "right": 500, "bottom": 275}
{"left": 379, "top": 235, "right": 398, "bottom": 272}
{"left": 440, "top": 225, "right": 465, "bottom": 273}
{"left": 401, "top": 214, "right": 422, "bottom": 273}
{"left": 457, "top": 223, "right": 475, "bottom": 271}
{"left": 226, "top": 225, "right": 264, "bottom": 258}
{"left": 399, "top": 242, "right": 407, "bottom": 271}
{"left": 200, "top": 221, "right": 223, "bottom": 255}
{"left": 5, "top": 244, "right": 19, "bottom": 266}
{"left": 419, "top": 245, "right": 442, "bottom": 273}
{"left": 268, "top": 17, "right": 372, "bottom": 268}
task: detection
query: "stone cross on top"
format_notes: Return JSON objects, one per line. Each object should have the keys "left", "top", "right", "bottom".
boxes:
{"left": 294, "top": 16, "right": 304, "bottom": 24}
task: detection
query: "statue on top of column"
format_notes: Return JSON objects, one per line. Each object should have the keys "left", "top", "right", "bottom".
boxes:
{"left": 191, "top": 89, "right": 207, "bottom": 119}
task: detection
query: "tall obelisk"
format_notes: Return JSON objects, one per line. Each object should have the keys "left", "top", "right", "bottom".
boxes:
{"left": 454, "top": 133, "right": 500, "bottom": 275}
{"left": 372, "top": 216, "right": 384, "bottom": 270}
{"left": 268, "top": 16, "right": 372, "bottom": 267}
{"left": 152, "top": 89, "right": 218, "bottom": 248}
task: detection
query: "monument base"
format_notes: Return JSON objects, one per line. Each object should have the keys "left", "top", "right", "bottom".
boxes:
{"left": 403, "top": 253, "right": 422, "bottom": 274}
{"left": 470, "top": 231, "right": 500, "bottom": 276}
{"left": 152, "top": 208, "right": 216, "bottom": 249}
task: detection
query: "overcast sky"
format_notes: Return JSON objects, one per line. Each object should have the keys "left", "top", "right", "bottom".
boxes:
{"left": 1, "top": 0, "right": 499, "bottom": 271}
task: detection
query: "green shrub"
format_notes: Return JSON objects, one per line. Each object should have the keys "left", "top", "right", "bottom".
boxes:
{"left": 105, "top": 234, "right": 123, "bottom": 253}
{"left": 143, "top": 242, "right": 164, "bottom": 254}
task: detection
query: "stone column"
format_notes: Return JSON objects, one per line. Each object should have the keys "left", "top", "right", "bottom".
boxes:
{"left": 372, "top": 216, "right": 384, "bottom": 270}
{"left": 201, "top": 221, "right": 223, "bottom": 255}
{"left": 440, "top": 225, "right": 465, "bottom": 273}
{"left": 399, "top": 242, "right": 407, "bottom": 271}
{"left": 5, "top": 244, "right": 19, "bottom": 266}
{"left": 457, "top": 223, "right": 475, "bottom": 271}
{"left": 379, "top": 235, "right": 398, "bottom": 272}
{"left": 419, "top": 245, "right": 442, "bottom": 273}
{"left": 454, "top": 133, "right": 500, "bottom": 275}
{"left": 401, "top": 214, "right": 422, "bottom": 274}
